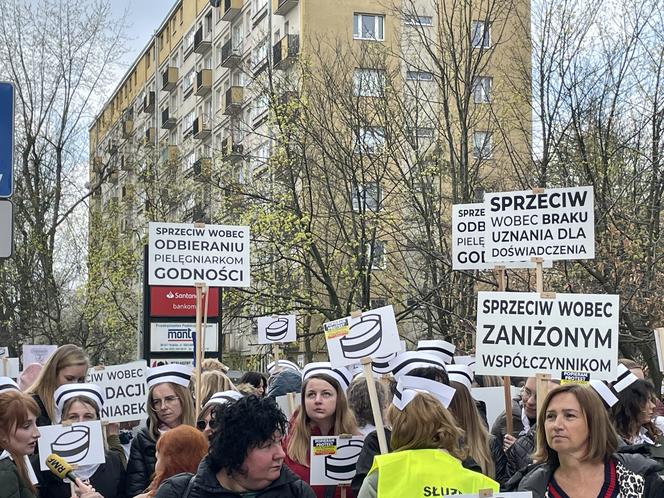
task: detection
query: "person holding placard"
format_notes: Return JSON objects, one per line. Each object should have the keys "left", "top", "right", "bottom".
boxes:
{"left": 24, "top": 344, "right": 89, "bottom": 427}
{"left": 517, "top": 384, "right": 664, "bottom": 498}
{"left": 283, "top": 362, "right": 359, "bottom": 498}
{"left": 0, "top": 390, "right": 40, "bottom": 498}
{"left": 33, "top": 383, "right": 126, "bottom": 498}
{"left": 358, "top": 376, "right": 499, "bottom": 498}
{"left": 125, "top": 364, "right": 195, "bottom": 497}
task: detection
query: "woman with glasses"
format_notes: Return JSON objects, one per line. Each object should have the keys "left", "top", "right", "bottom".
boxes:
{"left": 196, "top": 390, "right": 243, "bottom": 440}
{"left": 126, "top": 364, "right": 195, "bottom": 497}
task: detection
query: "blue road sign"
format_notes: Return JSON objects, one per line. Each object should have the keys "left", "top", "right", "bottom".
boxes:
{"left": 0, "top": 82, "right": 14, "bottom": 198}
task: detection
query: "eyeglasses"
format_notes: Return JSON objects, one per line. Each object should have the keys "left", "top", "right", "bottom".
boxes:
{"left": 151, "top": 395, "right": 180, "bottom": 409}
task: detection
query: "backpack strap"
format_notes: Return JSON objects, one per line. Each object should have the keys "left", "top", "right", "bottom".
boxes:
{"left": 182, "top": 474, "right": 197, "bottom": 498}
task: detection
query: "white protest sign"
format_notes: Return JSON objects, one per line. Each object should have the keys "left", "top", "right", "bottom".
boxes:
{"left": 257, "top": 315, "right": 297, "bottom": 344}
{"left": 443, "top": 493, "right": 532, "bottom": 498}
{"left": 148, "top": 222, "right": 250, "bottom": 287}
{"left": 0, "top": 347, "right": 8, "bottom": 358}
{"left": 471, "top": 386, "right": 520, "bottom": 429}
{"left": 0, "top": 358, "right": 19, "bottom": 378}
{"left": 22, "top": 345, "right": 57, "bottom": 366}
{"left": 654, "top": 329, "right": 664, "bottom": 373}
{"left": 150, "top": 322, "right": 218, "bottom": 353}
{"left": 86, "top": 361, "right": 148, "bottom": 423}
{"left": 453, "top": 204, "right": 552, "bottom": 270}
{"left": 323, "top": 305, "right": 401, "bottom": 367}
{"left": 484, "top": 186, "right": 594, "bottom": 262}
{"left": 475, "top": 291, "right": 618, "bottom": 380}
{"left": 276, "top": 393, "right": 301, "bottom": 419}
{"left": 310, "top": 435, "right": 365, "bottom": 485}
{"left": 37, "top": 421, "right": 105, "bottom": 471}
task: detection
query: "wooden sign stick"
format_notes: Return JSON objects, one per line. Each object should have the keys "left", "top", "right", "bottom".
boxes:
{"left": 194, "top": 282, "right": 205, "bottom": 420}
{"left": 534, "top": 257, "right": 544, "bottom": 294}
{"left": 536, "top": 373, "right": 552, "bottom": 419}
{"left": 494, "top": 265, "right": 513, "bottom": 436}
{"left": 361, "top": 357, "right": 389, "bottom": 454}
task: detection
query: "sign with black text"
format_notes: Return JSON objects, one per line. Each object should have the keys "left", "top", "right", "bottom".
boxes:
{"left": 475, "top": 291, "right": 618, "bottom": 380}
{"left": 150, "top": 322, "right": 218, "bottom": 353}
{"left": 484, "top": 186, "right": 594, "bottom": 262}
{"left": 148, "top": 222, "right": 250, "bottom": 287}
{"left": 86, "top": 361, "right": 148, "bottom": 423}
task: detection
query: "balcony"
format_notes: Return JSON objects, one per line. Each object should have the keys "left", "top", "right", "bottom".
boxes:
{"left": 273, "top": 0, "right": 298, "bottom": 16}
{"left": 106, "top": 139, "right": 118, "bottom": 155}
{"left": 193, "top": 115, "right": 211, "bottom": 140}
{"left": 220, "top": 39, "right": 242, "bottom": 68}
{"left": 221, "top": 137, "right": 244, "bottom": 162}
{"left": 162, "top": 67, "right": 178, "bottom": 92}
{"left": 161, "top": 108, "right": 176, "bottom": 130}
{"left": 194, "top": 26, "right": 212, "bottom": 54}
{"left": 145, "top": 127, "right": 156, "bottom": 145}
{"left": 223, "top": 86, "right": 244, "bottom": 115}
{"left": 273, "top": 34, "right": 299, "bottom": 69}
{"left": 142, "top": 91, "right": 156, "bottom": 113}
{"left": 122, "top": 119, "right": 133, "bottom": 138}
{"left": 221, "top": 0, "right": 243, "bottom": 22}
{"left": 195, "top": 69, "right": 212, "bottom": 96}
{"left": 160, "top": 145, "right": 179, "bottom": 163}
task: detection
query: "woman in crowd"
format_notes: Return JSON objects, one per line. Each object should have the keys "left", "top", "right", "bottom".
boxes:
{"left": 196, "top": 370, "right": 236, "bottom": 407}
{"left": 24, "top": 344, "right": 88, "bottom": 426}
{"left": 35, "top": 383, "right": 125, "bottom": 498}
{"left": 126, "top": 364, "right": 195, "bottom": 497}
{"left": 237, "top": 372, "right": 268, "bottom": 397}
{"left": 0, "top": 390, "right": 40, "bottom": 498}
{"left": 517, "top": 384, "right": 664, "bottom": 497}
{"left": 196, "top": 390, "right": 243, "bottom": 441}
{"left": 135, "top": 425, "right": 208, "bottom": 498}
{"left": 283, "top": 362, "right": 359, "bottom": 498}
{"left": 347, "top": 376, "right": 387, "bottom": 436}
{"left": 358, "top": 375, "right": 499, "bottom": 497}
{"left": 611, "top": 378, "right": 663, "bottom": 445}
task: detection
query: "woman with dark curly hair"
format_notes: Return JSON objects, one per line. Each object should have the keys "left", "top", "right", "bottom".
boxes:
{"left": 153, "top": 395, "right": 315, "bottom": 498}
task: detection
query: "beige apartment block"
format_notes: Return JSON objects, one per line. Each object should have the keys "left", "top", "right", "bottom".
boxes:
{"left": 89, "top": 0, "right": 531, "bottom": 366}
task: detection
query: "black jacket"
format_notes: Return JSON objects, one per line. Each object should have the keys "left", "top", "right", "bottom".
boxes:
{"left": 514, "top": 453, "right": 664, "bottom": 498}
{"left": 267, "top": 370, "right": 302, "bottom": 398}
{"left": 505, "top": 425, "right": 536, "bottom": 478}
{"left": 125, "top": 425, "right": 156, "bottom": 496}
{"left": 490, "top": 434, "right": 509, "bottom": 486}
{"left": 33, "top": 450, "right": 125, "bottom": 498}
{"left": 30, "top": 395, "right": 51, "bottom": 428}
{"left": 153, "top": 456, "right": 315, "bottom": 498}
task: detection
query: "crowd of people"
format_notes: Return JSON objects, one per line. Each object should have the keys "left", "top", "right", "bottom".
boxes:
{"left": 0, "top": 343, "right": 663, "bottom": 497}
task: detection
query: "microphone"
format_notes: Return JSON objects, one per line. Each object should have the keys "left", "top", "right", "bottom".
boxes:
{"left": 45, "top": 453, "right": 80, "bottom": 482}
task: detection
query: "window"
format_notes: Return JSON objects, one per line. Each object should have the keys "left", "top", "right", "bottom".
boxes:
{"left": 253, "top": 37, "right": 269, "bottom": 67}
{"left": 354, "top": 13, "right": 385, "bottom": 41}
{"left": 351, "top": 182, "right": 381, "bottom": 212}
{"left": 370, "top": 298, "right": 387, "bottom": 308}
{"left": 473, "top": 131, "right": 493, "bottom": 159}
{"left": 406, "top": 70, "right": 433, "bottom": 81}
{"left": 184, "top": 28, "right": 195, "bottom": 54}
{"left": 367, "top": 241, "right": 386, "bottom": 269}
{"left": 471, "top": 21, "right": 491, "bottom": 48}
{"left": 404, "top": 15, "right": 433, "bottom": 26}
{"left": 472, "top": 76, "right": 492, "bottom": 103}
{"left": 253, "top": 94, "right": 269, "bottom": 122}
{"left": 183, "top": 110, "right": 196, "bottom": 137}
{"left": 356, "top": 127, "right": 385, "bottom": 154}
{"left": 353, "top": 69, "right": 385, "bottom": 97}
{"left": 183, "top": 69, "right": 195, "bottom": 96}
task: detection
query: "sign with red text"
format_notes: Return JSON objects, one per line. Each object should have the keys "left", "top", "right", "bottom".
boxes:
{"left": 150, "top": 286, "right": 219, "bottom": 317}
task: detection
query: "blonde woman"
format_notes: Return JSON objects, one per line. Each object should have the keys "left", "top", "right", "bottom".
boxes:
{"left": 358, "top": 375, "right": 499, "bottom": 498}
{"left": 283, "top": 362, "right": 359, "bottom": 498}
{"left": 125, "top": 364, "right": 195, "bottom": 497}
{"left": 25, "top": 344, "right": 88, "bottom": 426}
{"left": 196, "top": 370, "right": 236, "bottom": 407}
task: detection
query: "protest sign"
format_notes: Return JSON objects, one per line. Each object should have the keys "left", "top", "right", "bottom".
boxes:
{"left": 475, "top": 291, "right": 619, "bottom": 380}
{"left": 484, "top": 186, "right": 594, "bottom": 262}
{"left": 276, "top": 393, "right": 301, "bottom": 419}
{"left": 471, "top": 386, "right": 521, "bottom": 429}
{"left": 257, "top": 315, "right": 297, "bottom": 344}
{"left": 0, "top": 358, "right": 19, "bottom": 378}
{"left": 37, "top": 421, "right": 105, "bottom": 471}
{"left": 22, "top": 344, "right": 57, "bottom": 365}
{"left": 310, "top": 435, "right": 364, "bottom": 486}
{"left": 86, "top": 361, "right": 148, "bottom": 423}
{"left": 0, "top": 347, "right": 8, "bottom": 358}
{"left": 453, "top": 204, "right": 552, "bottom": 270}
{"left": 323, "top": 305, "right": 401, "bottom": 367}
{"left": 654, "top": 328, "right": 664, "bottom": 373}
{"left": 150, "top": 322, "right": 218, "bottom": 353}
{"left": 148, "top": 222, "right": 250, "bottom": 287}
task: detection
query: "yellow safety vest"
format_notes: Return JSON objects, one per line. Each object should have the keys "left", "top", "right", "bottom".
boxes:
{"left": 369, "top": 449, "right": 499, "bottom": 497}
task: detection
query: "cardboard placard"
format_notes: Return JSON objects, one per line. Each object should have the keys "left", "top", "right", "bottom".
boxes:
{"left": 323, "top": 305, "right": 401, "bottom": 367}
{"left": 484, "top": 186, "right": 595, "bottom": 262}
{"left": 257, "top": 315, "right": 297, "bottom": 344}
{"left": 148, "top": 222, "right": 250, "bottom": 287}
{"left": 22, "top": 345, "right": 57, "bottom": 366}
{"left": 310, "top": 435, "right": 365, "bottom": 485}
{"left": 86, "top": 361, "right": 148, "bottom": 423}
{"left": 475, "top": 292, "right": 618, "bottom": 380}
{"left": 37, "top": 421, "right": 105, "bottom": 471}
{"left": 453, "top": 204, "right": 553, "bottom": 270}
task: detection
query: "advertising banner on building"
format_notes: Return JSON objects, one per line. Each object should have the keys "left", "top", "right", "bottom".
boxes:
{"left": 150, "top": 322, "right": 218, "bottom": 353}
{"left": 150, "top": 286, "right": 219, "bottom": 317}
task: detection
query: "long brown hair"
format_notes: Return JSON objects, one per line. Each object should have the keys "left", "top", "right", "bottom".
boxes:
{"left": 286, "top": 374, "right": 358, "bottom": 465}
{"left": 147, "top": 382, "right": 196, "bottom": 440}
{"left": 447, "top": 381, "right": 494, "bottom": 477}
{"left": 146, "top": 425, "right": 208, "bottom": 497}
{"left": 25, "top": 344, "right": 88, "bottom": 423}
{"left": 0, "top": 391, "right": 40, "bottom": 494}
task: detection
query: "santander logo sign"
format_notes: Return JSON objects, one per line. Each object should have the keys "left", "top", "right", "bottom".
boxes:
{"left": 150, "top": 286, "right": 219, "bottom": 317}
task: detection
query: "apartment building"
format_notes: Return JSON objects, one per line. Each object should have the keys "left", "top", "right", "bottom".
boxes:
{"left": 89, "top": 0, "right": 532, "bottom": 366}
